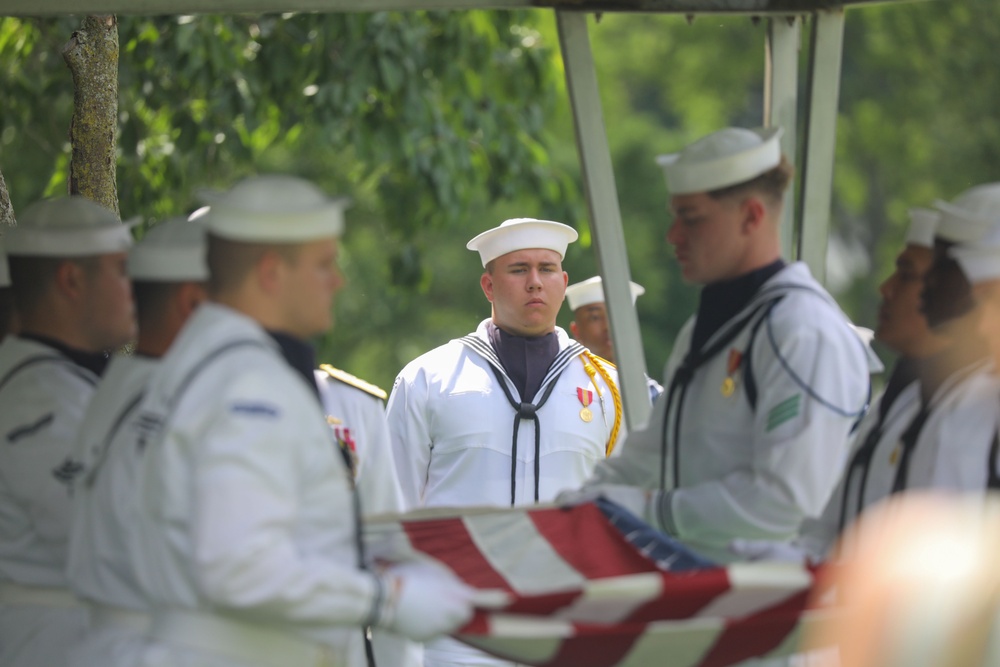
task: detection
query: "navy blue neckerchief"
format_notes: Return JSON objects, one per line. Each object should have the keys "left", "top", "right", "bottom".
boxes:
{"left": 460, "top": 325, "right": 584, "bottom": 505}
{"left": 19, "top": 332, "right": 110, "bottom": 377}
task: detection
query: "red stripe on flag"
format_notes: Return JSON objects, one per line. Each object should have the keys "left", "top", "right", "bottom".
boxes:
{"left": 623, "top": 569, "right": 732, "bottom": 622}
{"left": 402, "top": 518, "right": 511, "bottom": 591}
{"left": 504, "top": 590, "right": 582, "bottom": 616}
{"left": 537, "top": 623, "right": 643, "bottom": 667}
{"left": 529, "top": 503, "right": 661, "bottom": 580}
{"left": 695, "top": 589, "right": 811, "bottom": 667}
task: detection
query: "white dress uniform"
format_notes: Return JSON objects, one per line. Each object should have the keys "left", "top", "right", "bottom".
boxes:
{"left": 314, "top": 365, "right": 421, "bottom": 667}
{"left": 387, "top": 319, "right": 625, "bottom": 511}
{"left": 790, "top": 367, "right": 921, "bottom": 561}
{"left": 65, "top": 354, "right": 157, "bottom": 667}
{"left": 833, "top": 360, "right": 1000, "bottom": 558}
{"left": 0, "top": 336, "right": 96, "bottom": 667}
{"left": 315, "top": 365, "right": 404, "bottom": 517}
{"left": 386, "top": 319, "right": 625, "bottom": 667}
{"left": 128, "top": 303, "right": 377, "bottom": 667}
{"left": 588, "top": 262, "right": 871, "bottom": 563}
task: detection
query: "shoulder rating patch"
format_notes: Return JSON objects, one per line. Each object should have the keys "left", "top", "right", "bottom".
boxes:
{"left": 319, "top": 363, "right": 387, "bottom": 401}
{"left": 230, "top": 402, "right": 280, "bottom": 417}
{"left": 766, "top": 394, "right": 801, "bottom": 432}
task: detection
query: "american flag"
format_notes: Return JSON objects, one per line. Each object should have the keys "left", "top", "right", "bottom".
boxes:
{"left": 365, "top": 499, "right": 833, "bottom": 667}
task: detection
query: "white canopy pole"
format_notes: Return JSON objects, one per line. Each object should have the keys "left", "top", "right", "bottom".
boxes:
{"left": 765, "top": 15, "right": 801, "bottom": 260}
{"left": 556, "top": 9, "right": 653, "bottom": 430}
{"left": 796, "top": 9, "right": 846, "bottom": 281}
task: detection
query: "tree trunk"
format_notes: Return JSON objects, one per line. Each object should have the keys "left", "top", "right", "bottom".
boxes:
{"left": 62, "top": 15, "right": 119, "bottom": 217}
{"left": 0, "top": 169, "right": 13, "bottom": 228}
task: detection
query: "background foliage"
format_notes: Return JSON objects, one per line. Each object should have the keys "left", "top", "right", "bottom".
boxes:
{"left": 0, "top": 0, "right": 995, "bottom": 392}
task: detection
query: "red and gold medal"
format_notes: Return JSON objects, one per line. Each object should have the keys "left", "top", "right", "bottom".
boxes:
{"left": 577, "top": 387, "right": 594, "bottom": 422}
{"left": 721, "top": 348, "right": 743, "bottom": 397}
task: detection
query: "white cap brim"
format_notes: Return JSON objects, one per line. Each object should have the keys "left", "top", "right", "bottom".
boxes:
{"left": 905, "top": 208, "right": 938, "bottom": 249}
{"left": 656, "top": 127, "right": 783, "bottom": 195}
{"left": 5, "top": 221, "right": 135, "bottom": 257}
{"left": 128, "top": 246, "right": 208, "bottom": 281}
{"left": 197, "top": 175, "right": 350, "bottom": 243}
{"left": 565, "top": 276, "right": 645, "bottom": 311}
{"left": 467, "top": 218, "right": 578, "bottom": 267}
{"left": 127, "top": 215, "right": 208, "bottom": 282}
{"left": 951, "top": 245, "right": 1000, "bottom": 285}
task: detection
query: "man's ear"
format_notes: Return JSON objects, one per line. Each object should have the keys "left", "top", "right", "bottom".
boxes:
{"left": 256, "top": 250, "right": 284, "bottom": 295}
{"left": 177, "top": 282, "right": 208, "bottom": 319}
{"left": 570, "top": 320, "right": 580, "bottom": 338}
{"left": 480, "top": 272, "right": 494, "bottom": 303}
{"left": 741, "top": 196, "right": 766, "bottom": 234}
{"left": 54, "top": 260, "right": 86, "bottom": 301}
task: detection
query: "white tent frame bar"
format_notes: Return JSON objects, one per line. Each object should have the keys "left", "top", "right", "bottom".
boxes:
{"left": 766, "top": 15, "right": 800, "bottom": 258}
{"left": 3, "top": 0, "right": 924, "bottom": 15}
{"left": 4, "top": 0, "right": 926, "bottom": 429}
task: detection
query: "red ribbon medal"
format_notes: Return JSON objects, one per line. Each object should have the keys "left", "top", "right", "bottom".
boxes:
{"left": 577, "top": 387, "right": 594, "bottom": 422}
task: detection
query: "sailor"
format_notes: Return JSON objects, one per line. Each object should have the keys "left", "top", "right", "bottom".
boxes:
{"left": 385, "top": 217, "right": 626, "bottom": 667}
{"left": 563, "top": 127, "right": 871, "bottom": 564}
{"left": 314, "top": 365, "right": 421, "bottom": 667}
{"left": 0, "top": 196, "right": 135, "bottom": 667}
{"left": 564, "top": 275, "right": 663, "bottom": 401}
{"left": 825, "top": 184, "right": 1000, "bottom": 556}
{"left": 65, "top": 214, "right": 208, "bottom": 667}
{"left": 740, "top": 184, "right": 1000, "bottom": 564}
{"left": 126, "top": 175, "right": 476, "bottom": 667}
{"left": 947, "top": 184, "right": 1000, "bottom": 491}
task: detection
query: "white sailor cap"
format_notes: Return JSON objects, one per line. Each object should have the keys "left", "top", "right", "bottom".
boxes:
{"left": 904, "top": 208, "right": 938, "bottom": 249}
{"left": 128, "top": 215, "right": 208, "bottom": 282}
{"left": 466, "top": 218, "right": 578, "bottom": 268}
{"left": 0, "top": 246, "right": 9, "bottom": 287}
{"left": 932, "top": 182, "right": 1000, "bottom": 244}
{"left": 565, "top": 276, "right": 645, "bottom": 311}
{"left": 197, "top": 175, "right": 349, "bottom": 243}
{"left": 655, "top": 127, "right": 784, "bottom": 195}
{"left": 5, "top": 196, "right": 133, "bottom": 257}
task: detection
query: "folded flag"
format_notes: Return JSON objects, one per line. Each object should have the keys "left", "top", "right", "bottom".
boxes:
{"left": 365, "top": 499, "right": 831, "bottom": 667}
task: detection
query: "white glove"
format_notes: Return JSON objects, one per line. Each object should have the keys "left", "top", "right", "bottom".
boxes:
{"left": 728, "top": 538, "right": 811, "bottom": 564}
{"left": 372, "top": 561, "right": 476, "bottom": 642}
{"left": 557, "top": 484, "right": 654, "bottom": 523}
{"left": 554, "top": 486, "right": 604, "bottom": 506}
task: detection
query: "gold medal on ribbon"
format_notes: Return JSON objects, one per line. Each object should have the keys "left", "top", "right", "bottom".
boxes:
{"left": 720, "top": 348, "right": 743, "bottom": 398}
{"left": 890, "top": 447, "right": 900, "bottom": 465}
{"left": 720, "top": 377, "right": 735, "bottom": 397}
{"left": 577, "top": 387, "right": 594, "bottom": 422}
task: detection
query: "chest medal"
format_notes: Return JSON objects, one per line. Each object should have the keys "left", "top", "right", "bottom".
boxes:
{"left": 577, "top": 387, "right": 594, "bottom": 422}
{"left": 721, "top": 348, "right": 743, "bottom": 398}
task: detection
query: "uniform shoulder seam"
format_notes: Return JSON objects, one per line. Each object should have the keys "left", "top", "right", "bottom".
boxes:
{"left": 319, "top": 363, "right": 388, "bottom": 400}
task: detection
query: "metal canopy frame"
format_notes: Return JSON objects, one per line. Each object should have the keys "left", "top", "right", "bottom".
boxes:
{"left": 5, "top": 0, "right": 927, "bottom": 428}
{"left": 3, "top": 0, "right": 922, "bottom": 15}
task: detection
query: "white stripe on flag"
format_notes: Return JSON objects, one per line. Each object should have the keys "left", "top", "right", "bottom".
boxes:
{"left": 695, "top": 562, "right": 812, "bottom": 619}
{"left": 464, "top": 512, "right": 585, "bottom": 593}
{"left": 460, "top": 616, "right": 572, "bottom": 663}
{"left": 616, "top": 617, "right": 728, "bottom": 667}
{"left": 552, "top": 573, "right": 664, "bottom": 623}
